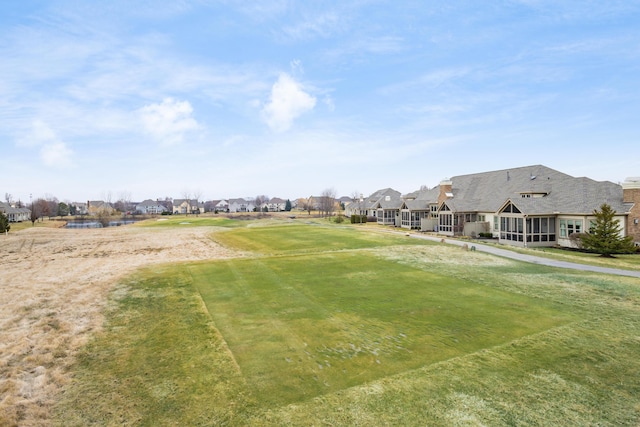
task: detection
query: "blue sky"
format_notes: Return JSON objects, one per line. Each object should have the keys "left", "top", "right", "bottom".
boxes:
{"left": 2, "top": 0, "right": 640, "bottom": 203}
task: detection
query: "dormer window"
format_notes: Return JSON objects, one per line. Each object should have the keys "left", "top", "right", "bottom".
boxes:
{"left": 519, "top": 192, "right": 548, "bottom": 198}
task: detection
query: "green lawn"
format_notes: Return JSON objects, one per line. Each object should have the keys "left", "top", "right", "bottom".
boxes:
{"left": 55, "top": 222, "right": 640, "bottom": 426}
{"left": 210, "top": 222, "right": 433, "bottom": 254}
{"left": 189, "top": 253, "right": 574, "bottom": 407}
{"left": 135, "top": 215, "right": 244, "bottom": 228}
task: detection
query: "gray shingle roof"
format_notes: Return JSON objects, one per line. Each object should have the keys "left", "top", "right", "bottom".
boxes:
{"left": 443, "top": 165, "right": 631, "bottom": 215}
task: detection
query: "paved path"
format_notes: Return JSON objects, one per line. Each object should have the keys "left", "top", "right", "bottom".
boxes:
{"left": 403, "top": 232, "right": 640, "bottom": 279}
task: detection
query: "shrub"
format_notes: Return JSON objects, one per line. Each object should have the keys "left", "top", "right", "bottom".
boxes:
{"left": 350, "top": 215, "right": 364, "bottom": 224}
{"left": 0, "top": 211, "right": 10, "bottom": 234}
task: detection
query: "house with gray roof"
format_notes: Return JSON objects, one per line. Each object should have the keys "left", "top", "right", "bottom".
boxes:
{"left": 436, "top": 165, "right": 639, "bottom": 248}
{"left": 400, "top": 186, "right": 440, "bottom": 230}
{"left": 374, "top": 191, "right": 404, "bottom": 226}
{"left": 345, "top": 188, "right": 401, "bottom": 220}
{"left": 228, "top": 198, "right": 255, "bottom": 213}
{"left": 136, "top": 199, "right": 168, "bottom": 215}
{"left": 0, "top": 202, "right": 30, "bottom": 222}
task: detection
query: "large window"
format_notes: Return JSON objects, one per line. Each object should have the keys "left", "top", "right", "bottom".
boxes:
{"left": 526, "top": 217, "right": 556, "bottom": 242}
{"left": 439, "top": 205, "right": 452, "bottom": 233}
{"left": 500, "top": 216, "right": 524, "bottom": 242}
{"left": 560, "top": 219, "right": 582, "bottom": 238}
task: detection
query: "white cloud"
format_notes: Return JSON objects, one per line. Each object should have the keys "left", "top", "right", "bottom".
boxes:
{"left": 17, "top": 120, "right": 57, "bottom": 147}
{"left": 138, "top": 97, "right": 199, "bottom": 145}
{"left": 40, "top": 141, "right": 73, "bottom": 167}
{"left": 323, "top": 95, "right": 335, "bottom": 112}
{"left": 261, "top": 73, "right": 316, "bottom": 132}
{"left": 17, "top": 120, "right": 74, "bottom": 168}
{"left": 280, "top": 12, "right": 343, "bottom": 41}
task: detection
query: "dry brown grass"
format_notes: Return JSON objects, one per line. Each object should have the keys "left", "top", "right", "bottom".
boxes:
{"left": 0, "top": 225, "right": 240, "bottom": 427}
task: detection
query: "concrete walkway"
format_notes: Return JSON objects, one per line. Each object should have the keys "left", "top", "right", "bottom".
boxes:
{"left": 404, "top": 232, "right": 640, "bottom": 279}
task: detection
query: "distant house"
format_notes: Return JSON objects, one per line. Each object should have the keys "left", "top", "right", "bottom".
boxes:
{"left": 70, "top": 202, "right": 88, "bottom": 215}
{"left": 205, "top": 199, "right": 229, "bottom": 213}
{"left": 172, "top": 199, "right": 204, "bottom": 215}
{"left": 265, "top": 197, "right": 287, "bottom": 212}
{"left": 87, "top": 201, "right": 114, "bottom": 216}
{"left": 0, "top": 202, "right": 30, "bottom": 222}
{"left": 136, "top": 199, "right": 168, "bottom": 215}
{"left": 345, "top": 188, "right": 401, "bottom": 219}
{"left": 228, "top": 198, "right": 255, "bottom": 213}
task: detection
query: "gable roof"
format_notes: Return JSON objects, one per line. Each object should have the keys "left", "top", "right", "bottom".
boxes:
{"left": 403, "top": 186, "right": 440, "bottom": 210}
{"left": 137, "top": 199, "right": 164, "bottom": 207}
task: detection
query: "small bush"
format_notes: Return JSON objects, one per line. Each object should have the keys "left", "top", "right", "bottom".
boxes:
{"left": 350, "top": 215, "right": 367, "bottom": 224}
{"left": 334, "top": 215, "right": 344, "bottom": 224}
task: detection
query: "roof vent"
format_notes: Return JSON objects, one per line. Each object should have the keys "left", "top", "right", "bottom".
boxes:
{"left": 385, "top": 196, "right": 391, "bottom": 201}
{"left": 530, "top": 175, "right": 536, "bottom": 180}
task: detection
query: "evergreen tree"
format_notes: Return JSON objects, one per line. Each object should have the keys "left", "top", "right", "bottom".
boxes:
{"left": 580, "top": 203, "right": 635, "bottom": 257}
{"left": 0, "top": 211, "right": 10, "bottom": 234}
{"left": 285, "top": 199, "right": 292, "bottom": 212}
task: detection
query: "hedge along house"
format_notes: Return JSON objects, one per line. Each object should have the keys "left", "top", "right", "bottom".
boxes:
{"left": 436, "top": 165, "right": 637, "bottom": 248}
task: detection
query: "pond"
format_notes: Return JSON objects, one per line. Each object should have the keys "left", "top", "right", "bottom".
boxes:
{"left": 64, "top": 220, "right": 138, "bottom": 229}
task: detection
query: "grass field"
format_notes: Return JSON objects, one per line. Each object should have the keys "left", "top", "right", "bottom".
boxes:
{"left": 54, "top": 220, "right": 640, "bottom": 425}
{"left": 135, "top": 215, "right": 245, "bottom": 228}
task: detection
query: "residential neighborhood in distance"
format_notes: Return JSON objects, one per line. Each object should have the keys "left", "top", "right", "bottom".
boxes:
{"left": 3, "top": 164, "right": 639, "bottom": 249}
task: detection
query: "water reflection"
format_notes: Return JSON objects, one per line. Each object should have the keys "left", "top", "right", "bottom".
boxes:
{"left": 65, "top": 220, "right": 137, "bottom": 229}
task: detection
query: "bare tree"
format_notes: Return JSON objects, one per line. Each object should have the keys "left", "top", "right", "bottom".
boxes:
{"left": 5, "top": 193, "right": 13, "bottom": 204}
{"left": 96, "top": 191, "right": 113, "bottom": 227}
{"left": 306, "top": 196, "right": 313, "bottom": 216}
{"left": 45, "top": 194, "right": 59, "bottom": 220}
{"left": 33, "top": 198, "right": 49, "bottom": 223}
{"left": 254, "top": 195, "right": 269, "bottom": 216}
{"left": 181, "top": 190, "right": 191, "bottom": 215}
{"left": 193, "top": 190, "right": 202, "bottom": 215}
{"left": 320, "top": 188, "right": 337, "bottom": 217}
{"left": 115, "top": 191, "right": 132, "bottom": 215}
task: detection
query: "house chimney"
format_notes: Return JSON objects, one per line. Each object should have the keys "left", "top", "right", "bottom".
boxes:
{"left": 622, "top": 177, "right": 640, "bottom": 244}
{"left": 438, "top": 179, "right": 453, "bottom": 206}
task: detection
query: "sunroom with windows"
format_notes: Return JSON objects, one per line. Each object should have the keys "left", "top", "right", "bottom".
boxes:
{"left": 497, "top": 201, "right": 557, "bottom": 247}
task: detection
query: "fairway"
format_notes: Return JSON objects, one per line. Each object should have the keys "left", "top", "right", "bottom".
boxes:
{"left": 190, "top": 253, "right": 574, "bottom": 406}
{"left": 210, "top": 222, "right": 431, "bottom": 254}
{"left": 54, "top": 221, "right": 640, "bottom": 426}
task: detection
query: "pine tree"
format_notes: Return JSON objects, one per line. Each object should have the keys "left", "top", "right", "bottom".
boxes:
{"left": 580, "top": 203, "right": 635, "bottom": 257}
{"left": 0, "top": 211, "right": 10, "bottom": 234}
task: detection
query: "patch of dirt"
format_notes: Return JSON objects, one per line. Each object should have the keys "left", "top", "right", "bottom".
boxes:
{"left": 0, "top": 225, "right": 241, "bottom": 426}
